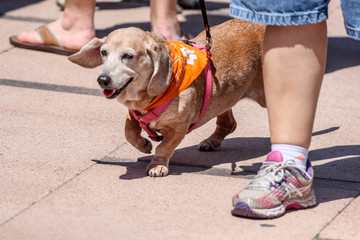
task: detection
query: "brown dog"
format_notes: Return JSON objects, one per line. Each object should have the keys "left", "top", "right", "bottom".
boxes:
{"left": 69, "top": 19, "right": 266, "bottom": 177}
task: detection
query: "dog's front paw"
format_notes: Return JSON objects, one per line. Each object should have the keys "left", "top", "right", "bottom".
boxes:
{"left": 147, "top": 165, "right": 169, "bottom": 177}
{"left": 137, "top": 138, "right": 152, "bottom": 154}
{"left": 198, "top": 138, "right": 222, "bottom": 151}
{"left": 146, "top": 157, "right": 169, "bottom": 177}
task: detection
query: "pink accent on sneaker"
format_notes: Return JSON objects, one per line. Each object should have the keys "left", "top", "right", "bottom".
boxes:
{"left": 286, "top": 203, "right": 304, "bottom": 210}
{"left": 265, "top": 150, "right": 283, "bottom": 163}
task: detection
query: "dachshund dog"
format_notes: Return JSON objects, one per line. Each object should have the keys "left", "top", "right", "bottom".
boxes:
{"left": 69, "top": 19, "right": 266, "bottom": 177}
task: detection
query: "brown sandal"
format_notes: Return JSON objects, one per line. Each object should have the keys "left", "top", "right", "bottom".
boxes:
{"left": 9, "top": 25, "right": 78, "bottom": 56}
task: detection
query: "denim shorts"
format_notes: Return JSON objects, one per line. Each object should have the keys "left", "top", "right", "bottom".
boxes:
{"left": 230, "top": 0, "right": 360, "bottom": 40}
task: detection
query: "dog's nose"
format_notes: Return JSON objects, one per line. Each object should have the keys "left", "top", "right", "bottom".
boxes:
{"left": 97, "top": 74, "right": 111, "bottom": 87}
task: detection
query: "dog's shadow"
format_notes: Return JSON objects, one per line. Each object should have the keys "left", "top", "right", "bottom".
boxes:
{"left": 93, "top": 136, "right": 271, "bottom": 180}
{"left": 94, "top": 126, "right": 360, "bottom": 206}
{"left": 97, "top": 127, "right": 341, "bottom": 180}
{"left": 138, "top": 136, "right": 271, "bottom": 174}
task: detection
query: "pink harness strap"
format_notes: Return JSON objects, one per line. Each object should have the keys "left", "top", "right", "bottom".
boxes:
{"left": 130, "top": 99, "right": 172, "bottom": 141}
{"left": 130, "top": 43, "right": 212, "bottom": 142}
{"left": 186, "top": 43, "right": 212, "bottom": 134}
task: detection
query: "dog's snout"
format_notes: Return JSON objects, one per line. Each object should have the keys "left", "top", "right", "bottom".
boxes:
{"left": 97, "top": 74, "right": 111, "bottom": 87}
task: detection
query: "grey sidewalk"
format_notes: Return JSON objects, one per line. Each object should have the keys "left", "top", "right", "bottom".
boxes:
{"left": 0, "top": 0, "right": 359, "bottom": 239}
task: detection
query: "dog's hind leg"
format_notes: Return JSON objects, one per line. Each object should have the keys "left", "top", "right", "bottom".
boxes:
{"left": 198, "top": 109, "right": 237, "bottom": 151}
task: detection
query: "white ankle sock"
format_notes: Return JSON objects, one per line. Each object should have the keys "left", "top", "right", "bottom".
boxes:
{"left": 271, "top": 144, "right": 308, "bottom": 170}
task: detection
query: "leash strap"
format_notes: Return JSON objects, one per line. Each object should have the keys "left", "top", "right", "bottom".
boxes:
{"left": 199, "top": 0, "right": 212, "bottom": 52}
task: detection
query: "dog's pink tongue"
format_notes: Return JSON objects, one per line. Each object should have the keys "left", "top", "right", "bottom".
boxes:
{"left": 103, "top": 89, "right": 114, "bottom": 98}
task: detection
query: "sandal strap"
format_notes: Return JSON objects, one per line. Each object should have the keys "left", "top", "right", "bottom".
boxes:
{"left": 36, "top": 25, "right": 63, "bottom": 47}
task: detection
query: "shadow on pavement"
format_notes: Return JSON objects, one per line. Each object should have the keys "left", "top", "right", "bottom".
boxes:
{"left": 94, "top": 127, "right": 357, "bottom": 180}
{"left": 0, "top": 0, "right": 43, "bottom": 16}
{"left": 96, "top": 1, "right": 148, "bottom": 10}
{"left": 94, "top": 136, "right": 271, "bottom": 180}
{"left": 96, "top": 13, "right": 232, "bottom": 39}
{"left": 93, "top": 125, "right": 360, "bottom": 205}
{"left": 326, "top": 37, "right": 360, "bottom": 73}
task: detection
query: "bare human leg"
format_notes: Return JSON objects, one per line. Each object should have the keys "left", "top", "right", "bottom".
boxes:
{"left": 150, "top": 0, "right": 181, "bottom": 41}
{"left": 263, "top": 22, "right": 328, "bottom": 149}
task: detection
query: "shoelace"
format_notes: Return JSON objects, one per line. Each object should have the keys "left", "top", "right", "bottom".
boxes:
{"left": 248, "top": 160, "right": 312, "bottom": 198}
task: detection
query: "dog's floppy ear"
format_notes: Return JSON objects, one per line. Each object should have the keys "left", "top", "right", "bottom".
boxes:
{"left": 146, "top": 33, "right": 173, "bottom": 96}
{"left": 68, "top": 37, "right": 106, "bottom": 68}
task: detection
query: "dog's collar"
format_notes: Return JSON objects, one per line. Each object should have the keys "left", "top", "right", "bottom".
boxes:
{"left": 130, "top": 42, "right": 212, "bottom": 142}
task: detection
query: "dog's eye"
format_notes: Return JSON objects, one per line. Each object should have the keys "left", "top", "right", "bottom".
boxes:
{"left": 100, "top": 50, "right": 107, "bottom": 57}
{"left": 122, "top": 53, "right": 133, "bottom": 60}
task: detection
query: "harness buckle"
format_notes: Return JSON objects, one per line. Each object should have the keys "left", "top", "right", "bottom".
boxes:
{"left": 149, "top": 135, "right": 164, "bottom": 142}
{"left": 206, "top": 37, "right": 212, "bottom": 52}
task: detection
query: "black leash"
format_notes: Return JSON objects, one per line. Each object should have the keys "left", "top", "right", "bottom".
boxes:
{"left": 198, "top": 0, "right": 212, "bottom": 52}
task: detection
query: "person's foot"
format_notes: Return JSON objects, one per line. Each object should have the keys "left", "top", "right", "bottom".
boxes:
{"left": 17, "top": 17, "right": 95, "bottom": 51}
{"left": 232, "top": 150, "right": 316, "bottom": 218}
{"left": 152, "top": 22, "right": 181, "bottom": 41}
